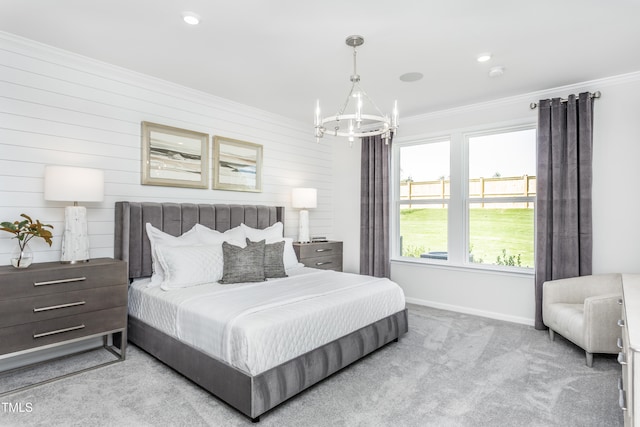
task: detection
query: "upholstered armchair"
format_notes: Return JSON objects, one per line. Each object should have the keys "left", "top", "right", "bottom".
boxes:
{"left": 542, "top": 273, "right": 622, "bottom": 367}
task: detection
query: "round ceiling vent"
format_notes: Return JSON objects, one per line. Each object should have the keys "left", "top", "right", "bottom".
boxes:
{"left": 399, "top": 72, "right": 424, "bottom": 82}
{"left": 488, "top": 66, "right": 505, "bottom": 78}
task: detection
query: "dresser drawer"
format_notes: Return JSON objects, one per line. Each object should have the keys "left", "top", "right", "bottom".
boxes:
{"left": 294, "top": 241, "right": 343, "bottom": 272}
{"left": 0, "top": 306, "right": 127, "bottom": 356}
{"left": 301, "top": 255, "right": 343, "bottom": 271}
{"left": 295, "top": 242, "right": 343, "bottom": 259}
{"left": 0, "top": 284, "right": 128, "bottom": 329}
{"left": 0, "top": 258, "right": 127, "bottom": 300}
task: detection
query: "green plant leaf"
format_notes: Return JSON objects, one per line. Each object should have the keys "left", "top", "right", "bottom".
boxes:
{"left": 0, "top": 213, "right": 55, "bottom": 247}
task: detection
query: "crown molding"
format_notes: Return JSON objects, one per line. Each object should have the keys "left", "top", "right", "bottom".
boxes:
{"left": 404, "top": 70, "right": 640, "bottom": 123}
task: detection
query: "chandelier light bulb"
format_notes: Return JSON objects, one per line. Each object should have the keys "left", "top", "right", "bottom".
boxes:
{"left": 314, "top": 99, "right": 321, "bottom": 126}
{"left": 392, "top": 100, "right": 399, "bottom": 128}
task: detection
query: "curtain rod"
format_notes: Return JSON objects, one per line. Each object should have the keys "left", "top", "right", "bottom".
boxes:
{"left": 529, "top": 91, "right": 601, "bottom": 110}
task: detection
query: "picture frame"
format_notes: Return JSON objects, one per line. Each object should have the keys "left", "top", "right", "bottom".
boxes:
{"left": 213, "top": 136, "right": 263, "bottom": 192}
{"left": 141, "top": 121, "right": 209, "bottom": 189}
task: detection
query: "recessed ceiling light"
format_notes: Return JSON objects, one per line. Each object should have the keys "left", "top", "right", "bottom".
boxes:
{"left": 488, "top": 66, "right": 505, "bottom": 78}
{"left": 477, "top": 53, "right": 492, "bottom": 63}
{"left": 182, "top": 12, "right": 200, "bottom": 25}
{"left": 399, "top": 72, "right": 424, "bottom": 82}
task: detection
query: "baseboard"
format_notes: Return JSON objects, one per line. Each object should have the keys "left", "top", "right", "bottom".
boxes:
{"left": 405, "top": 297, "right": 535, "bottom": 327}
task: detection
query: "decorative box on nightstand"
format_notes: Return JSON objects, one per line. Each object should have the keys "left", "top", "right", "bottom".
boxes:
{"left": 293, "top": 241, "right": 343, "bottom": 272}
{"left": 0, "top": 258, "right": 128, "bottom": 396}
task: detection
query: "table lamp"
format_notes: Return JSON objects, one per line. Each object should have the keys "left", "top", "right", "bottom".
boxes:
{"left": 291, "top": 188, "right": 317, "bottom": 243}
{"left": 44, "top": 165, "right": 104, "bottom": 263}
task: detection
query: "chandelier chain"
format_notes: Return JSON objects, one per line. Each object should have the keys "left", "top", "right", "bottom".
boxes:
{"left": 351, "top": 47, "right": 359, "bottom": 82}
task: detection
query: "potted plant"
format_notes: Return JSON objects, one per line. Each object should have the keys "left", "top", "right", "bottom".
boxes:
{"left": 1, "top": 214, "right": 54, "bottom": 268}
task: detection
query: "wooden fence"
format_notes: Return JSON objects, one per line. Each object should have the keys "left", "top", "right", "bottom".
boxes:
{"left": 400, "top": 175, "right": 536, "bottom": 208}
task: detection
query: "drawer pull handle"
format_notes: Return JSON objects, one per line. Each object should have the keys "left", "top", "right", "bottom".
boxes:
{"left": 33, "top": 301, "right": 86, "bottom": 313}
{"left": 618, "top": 352, "right": 627, "bottom": 365}
{"left": 315, "top": 249, "right": 332, "bottom": 253}
{"left": 34, "top": 277, "right": 86, "bottom": 287}
{"left": 316, "top": 261, "right": 333, "bottom": 266}
{"left": 618, "top": 298, "right": 624, "bottom": 305}
{"left": 618, "top": 377, "right": 624, "bottom": 391}
{"left": 33, "top": 324, "right": 85, "bottom": 339}
{"left": 617, "top": 337, "right": 624, "bottom": 349}
{"left": 618, "top": 319, "right": 626, "bottom": 327}
{"left": 619, "top": 389, "right": 627, "bottom": 411}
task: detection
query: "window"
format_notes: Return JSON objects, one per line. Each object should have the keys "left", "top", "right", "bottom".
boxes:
{"left": 393, "top": 125, "right": 536, "bottom": 271}
{"left": 467, "top": 129, "right": 536, "bottom": 268}
{"left": 398, "top": 140, "right": 450, "bottom": 259}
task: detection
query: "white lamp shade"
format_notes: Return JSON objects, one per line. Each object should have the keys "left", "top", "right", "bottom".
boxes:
{"left": 44, "top": 166, "right": 104, "bottom": 202}
{"left": 292, "top": 188, "right": 317, "bottom": 209}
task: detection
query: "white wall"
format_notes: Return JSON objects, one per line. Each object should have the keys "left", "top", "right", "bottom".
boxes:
{"left": 0, "top": 32, "right": 335, "bottom": 265}
{"left": 590, "top": 77, "right": 640, "bottom": 273}
{"left": 334, "top": 71, "right": 640, "bottom": 325}
{"left": 331, "top": 139, "right": 362, "bottom": 273}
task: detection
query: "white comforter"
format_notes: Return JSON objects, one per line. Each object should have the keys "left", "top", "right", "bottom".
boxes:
{"left": 128, "top": 268, "right": 405, "bottom": 375}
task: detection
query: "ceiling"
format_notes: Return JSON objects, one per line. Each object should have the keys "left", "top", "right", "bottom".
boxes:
{"left": 2, "top": 0, "right": 640, "bottom": 125}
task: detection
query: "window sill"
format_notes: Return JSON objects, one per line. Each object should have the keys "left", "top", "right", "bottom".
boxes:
{"left": 390, "top": 257, "right": 535, "bottom": 278}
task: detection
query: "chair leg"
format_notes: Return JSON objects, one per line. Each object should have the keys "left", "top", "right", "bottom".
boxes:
{"left": 549, "top": 329, "right": 555, "bottom": 341}
{"left": 586, "top": 351, "right": 593, "bottom": 367}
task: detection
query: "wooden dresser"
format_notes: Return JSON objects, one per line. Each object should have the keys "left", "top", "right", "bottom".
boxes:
{"left": 620, "top": 274, "right": 640, "bottom": 426}
{"left": 0, "top": 258, "right": 128, "bottom": 395}
{"left": 293, "top": 241, "right": 343, "bottom": 272}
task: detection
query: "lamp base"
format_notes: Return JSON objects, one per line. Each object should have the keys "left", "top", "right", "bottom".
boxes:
{"left": 60, "top": 259, "right": 91, "bottom": 265}
{"left": 298, "top": 209, "right": 310, "bottom": 243}
{"left": 60, "top": 206, "right": 91, "bottom": 263}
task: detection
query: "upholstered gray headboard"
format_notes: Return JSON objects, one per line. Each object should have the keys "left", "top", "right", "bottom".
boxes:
{"left": 114, "top": 202, "right": 284, "bottom": 281}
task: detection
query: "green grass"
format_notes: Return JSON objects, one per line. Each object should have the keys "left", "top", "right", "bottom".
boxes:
{"left": 399, "top": 208, "right": 534, "bottom": 268}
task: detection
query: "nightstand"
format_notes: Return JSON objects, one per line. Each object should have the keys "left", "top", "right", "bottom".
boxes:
{"left": 0, "top": 258, "right": 128, "bottom": 396}
{"left": 293, "top": 241, "right": 343, "bottom": 272}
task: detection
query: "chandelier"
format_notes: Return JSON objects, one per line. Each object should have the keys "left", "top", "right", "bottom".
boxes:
{"left": 314, "top": 35, "right": 398, "bottom": 144}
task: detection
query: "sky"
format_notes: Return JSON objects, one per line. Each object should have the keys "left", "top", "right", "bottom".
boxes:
{"left": 400, "top": 129, "right": 536, "bottom": 182}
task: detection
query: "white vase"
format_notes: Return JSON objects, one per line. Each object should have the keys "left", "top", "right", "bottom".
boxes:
{"left": 11, "top": 242, "right": 33, "bottom": 268}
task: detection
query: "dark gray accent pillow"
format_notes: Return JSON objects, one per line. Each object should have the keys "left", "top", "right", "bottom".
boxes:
{"left": 263, "top": 240, "right": 287, "bottom": 279}
{"left": 219, "top": 239, "right": 266, "bottom": 284}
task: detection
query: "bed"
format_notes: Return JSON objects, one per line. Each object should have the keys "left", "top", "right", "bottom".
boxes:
{"left": 114, "top": 201, "right": 408, "bottom": 422}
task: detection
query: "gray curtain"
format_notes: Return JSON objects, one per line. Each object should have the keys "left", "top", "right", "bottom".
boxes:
{"left": 360, "top": 134, "right": 392, "bottom": 278}
{"left": 535, "top": 92, "right": 594, "bottom": 330}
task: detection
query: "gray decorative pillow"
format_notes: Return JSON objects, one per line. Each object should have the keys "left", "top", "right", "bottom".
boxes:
{"left": 219, "top": 240, "right": 266, "bottom": 284}
{"left": 263, "top": 240, "right": 287, "bottom": 279}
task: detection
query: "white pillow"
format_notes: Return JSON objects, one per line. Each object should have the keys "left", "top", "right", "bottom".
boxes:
{"left": 156, "top": 244, "right": 225, "bottom": 290}
{"left": 241, "top": 222, "right": 284, "bottom": 242}
{"left": 241, "top": 223, "right": 301, "bottom": 270}
{"left": 195, "top": 224, "right": 246, "bottom": 247}
{"left": 146, "top": 223, "right": 200, "bottom": 286}
{"left": 282, "top": 237, "right": 302, "bottom": 271}
{"left": 240, "top": 221, "right": 300, "bottom": 270}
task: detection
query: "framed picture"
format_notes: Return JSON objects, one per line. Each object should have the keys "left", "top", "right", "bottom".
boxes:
{"left": 141, "top": 121, "right": 209, "bottom": 189}
{"left": 213, "top": 136, "right": 263, "bottom": 192}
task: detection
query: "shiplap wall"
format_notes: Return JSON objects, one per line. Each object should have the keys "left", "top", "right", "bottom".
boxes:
{"left": 0, "top": 32, "right": 334, "bottom": 265}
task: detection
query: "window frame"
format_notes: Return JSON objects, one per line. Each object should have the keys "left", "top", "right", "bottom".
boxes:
{"left": 391, "top": 122, "right": 536, "bottom": 274}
